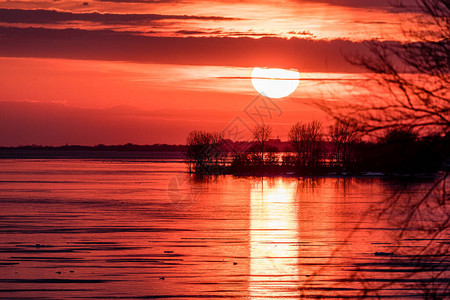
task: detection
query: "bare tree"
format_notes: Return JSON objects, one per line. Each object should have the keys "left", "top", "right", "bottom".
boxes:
{"left": 315, "top": 1, "right": 449, "bottom": 297}
{"left": 252, "top": 124, "right": 272, "bottom": 163}
{"left": 289, "top": 121, "right": 323, "bottom": 168}
{"left": 209, "top": 132, "right": 225, "bottom": 167}
{"left": 289, "top": 122, "right": 309, "bottom": 166}
{"left": 329, "top": 119, "right": 359, "bottom": 167}
{"left": 319, "top": 0, "right": 449, "bottom": 136}
{"left": 186, "top": 130, "right": 224, "bottom": 172}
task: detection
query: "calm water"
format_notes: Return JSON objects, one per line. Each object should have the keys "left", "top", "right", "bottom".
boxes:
{"left": 0, "top": 159, "right": 448, "bottom": 299}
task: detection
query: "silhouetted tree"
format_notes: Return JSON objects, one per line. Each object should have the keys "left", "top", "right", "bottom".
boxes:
{"left": 329, "top": 119, "right": 359, "bottom": 167}
{"left": 289, "top": 121, "right": 323, "bottom": 168}
{"left": 252, "top": 124, "right": 272, "bottom": 163}
{"left": 315, "top": 1, "right": 449, "bottom": 297}
{"left": 186, "top": 130, "right": 224, "bottom": 173}
{"left": 319, "top": 0, "right": 449, "bottom": 135}
{"left": 289, "top": 122, "right": 308, "bottom": 166}
{"left": 378, "top": 127, "right": 420, "bottom": 173}
{"left": 382, "top": 126, "right": 419, "bottom": 145}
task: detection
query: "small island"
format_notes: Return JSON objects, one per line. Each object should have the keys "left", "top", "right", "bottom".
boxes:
{"left": 185, "top": 120, "right": 449, "bottom": 177}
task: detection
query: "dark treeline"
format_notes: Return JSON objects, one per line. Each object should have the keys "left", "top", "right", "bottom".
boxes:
{"left": 0, "top": 143, "right": 186, "bottom": 152}
{"left": 186, "top": 120, "right": 449, "bottom": 176}
{"left": 0, "top": 143, "right": 188, "bottom": 159}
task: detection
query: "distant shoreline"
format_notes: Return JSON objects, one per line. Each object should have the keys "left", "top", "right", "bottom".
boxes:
{"left": 0, "top": 149, "right": 186, "bottom": 160}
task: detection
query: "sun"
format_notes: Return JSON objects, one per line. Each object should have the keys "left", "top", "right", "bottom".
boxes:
{"left": 251, "top": 67, "right": 300, "bottom": 98}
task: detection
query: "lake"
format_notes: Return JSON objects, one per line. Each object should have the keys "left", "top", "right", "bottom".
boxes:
{"left": 0, "top": 159, "right": 448, "bottom": 299}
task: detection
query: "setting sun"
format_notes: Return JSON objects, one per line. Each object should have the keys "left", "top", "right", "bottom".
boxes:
{"left": 251, "top": 67, "right": 300, "bottom": 99}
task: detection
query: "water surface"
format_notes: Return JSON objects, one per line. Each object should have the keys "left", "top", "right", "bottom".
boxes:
{"left": 0, "top": 160, "right": 448, "bottom": 299}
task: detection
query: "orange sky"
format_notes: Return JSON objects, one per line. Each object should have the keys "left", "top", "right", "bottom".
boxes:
{"left": 0, "top": 0, "right": 419, "bottom": 145}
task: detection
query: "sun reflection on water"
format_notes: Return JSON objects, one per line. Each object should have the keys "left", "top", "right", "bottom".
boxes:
{"left": 249, "top": 178, "right": 300, "bottom": 298}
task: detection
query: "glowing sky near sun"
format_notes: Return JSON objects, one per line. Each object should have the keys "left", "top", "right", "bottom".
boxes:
{"left": 0, "top": 0, "right": 421, "bottom": 145}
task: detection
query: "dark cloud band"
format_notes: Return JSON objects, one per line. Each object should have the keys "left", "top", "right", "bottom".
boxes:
{"left": 0, "top": 8, "right": 239, "bottom": 25}
{"left": 0, "top": 26, "right": 372, "bottom": 72}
